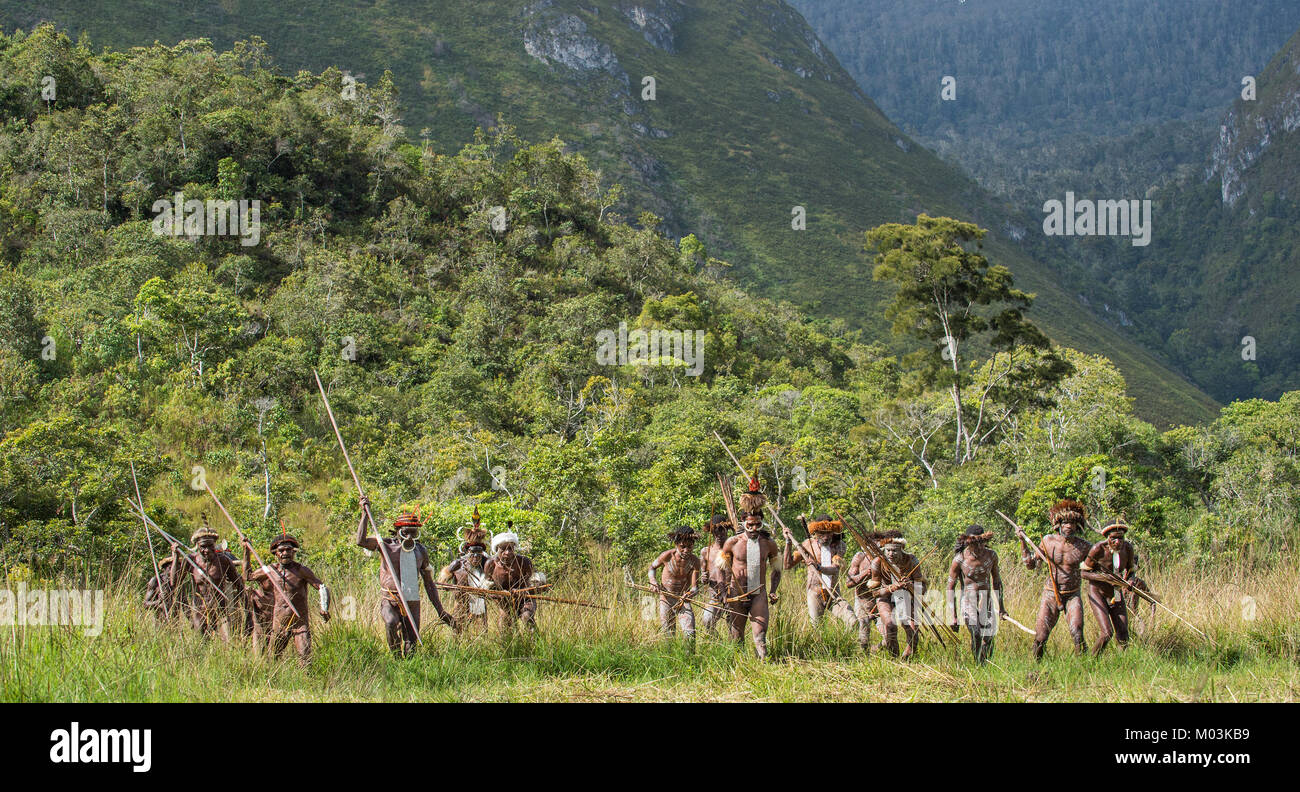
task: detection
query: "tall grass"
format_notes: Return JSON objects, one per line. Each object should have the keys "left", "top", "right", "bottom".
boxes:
{"left": 3, "top": 554, "right": 1297, "bottom": 702}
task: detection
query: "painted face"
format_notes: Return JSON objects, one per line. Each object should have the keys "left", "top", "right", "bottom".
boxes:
{"left": 675, "top": 539, "right": 694, "bottom": 556}
{"left": 197, "top": 539, "right": 216, "bottom": 559}
{"left": 744, "top": 515, "right": 762, "bottom": 536}
{"left": 498, "top": 543, "right": 517, "bottom": 562}
{"left": 275, "top": 544, "right": 296, "bottom": 564}
{"left": 1057, "top": 520, "right": 1078, "bottom": 538}
{"left": 467, "top": 549, "right": 485, "bottom": 567}
{"left": 883, "top": 545, "right": 903, "bottom": 563}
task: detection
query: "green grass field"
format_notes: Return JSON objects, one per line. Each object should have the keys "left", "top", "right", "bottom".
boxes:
{"left": 4, "top": 556, "right": 1297, "bottom": 702}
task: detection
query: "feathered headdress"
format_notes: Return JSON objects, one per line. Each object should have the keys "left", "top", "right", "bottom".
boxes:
{"left": 270, "top": 520, "right": 299, "bottom": 550}
{"left": 739, "top": 473, "right": 766, "bottom": 516}
{"left": 806, "top": 514, "right": 844, "bottom": 534}
{"left": 1048, "top": 499, "right": 1087, "bottom": 527}
{"left": 191, "top": 512, "right": 219, "bottom": 545}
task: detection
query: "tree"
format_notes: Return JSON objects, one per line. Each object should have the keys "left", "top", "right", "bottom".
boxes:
{"left": 868, "top": 214, "right": 1071, "bottom": 465}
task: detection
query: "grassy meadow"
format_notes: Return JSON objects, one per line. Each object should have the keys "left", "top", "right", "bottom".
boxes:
{"left": 4, "top": 551, "right": 1297, "bottom": 702}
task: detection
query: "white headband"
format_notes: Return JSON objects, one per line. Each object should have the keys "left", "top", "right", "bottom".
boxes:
{"left": 492, "top": 532, "right": 520, "bottom": 552}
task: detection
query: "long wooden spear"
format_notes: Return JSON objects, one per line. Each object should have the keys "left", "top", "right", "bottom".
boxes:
{"left": 624, "top": 582, "right": 747, "bottom": 618}
{"left": 434, "top": 582, "right": 609, "bottom": 610}
{"left": 1099, "top": 570, "right": 1209, "bottom": 641}
{"left": 124, "top": 495, "right": 230, "bottom": 603}
{"left": 996, "top": 510, "right": 1063, "bottom": 609}
{"left": 313, "top": 369, "right": 423, "bottom": 644}
{"left": 129, "top": 462, "right": 169, "bottom": 618}
{"left": 203, "top": 481, "right": 303, "bottom": 622}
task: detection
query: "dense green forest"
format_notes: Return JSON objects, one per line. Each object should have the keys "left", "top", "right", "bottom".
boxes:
{"left": 792, "top": 0, "right": 1300, "bottom": 206}
{"left": 0, "top": 0, "right": 1222, "bottom": 426}
{"left": 0, "top": 29, "right": 1294, "bottom": 586}
{"left": 794, "top": 0, "right": 1300, "bottom": 405}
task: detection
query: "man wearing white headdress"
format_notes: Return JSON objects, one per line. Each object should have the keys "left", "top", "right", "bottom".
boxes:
{"left": 483, "top": 522, "right": 545, "bottom": 632}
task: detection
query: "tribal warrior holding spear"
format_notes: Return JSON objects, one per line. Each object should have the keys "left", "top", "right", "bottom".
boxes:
{"left": 1080, "top": 519, "right": 1142, "bottom": 655}
{"left": 716, "top": 476, "right": 781, "bottom": 660}
{"left": 356, "top": 495, "right": 456, "bottom": 656}
{"left": 170, "top": 517, "right": 244, "bottom": 641}
{"left": 784, "top": 514, "right": 856, "bottom": 629}
{"left": 865, "top": 530, "right": 926, "bottom": 659}
{"left": 439, "top": 505, "right": 493, "bottom": 634}
{"left": 484, "top": 528, "right": 546, "bottom": 633}
{"left": 243, "top": 529, "right": 330, "bottom": 666}
{"left": 1019, "top": 499, "right": 1093, "bottom": 659}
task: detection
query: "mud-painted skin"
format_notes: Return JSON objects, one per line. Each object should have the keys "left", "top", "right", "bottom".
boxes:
{"left": 1081, "top": 535, "right": 1140, "bottom": 655}
{"left": 1022, "top": 521, "right": 1092, "bottom": 660}
{"left": 170, "top": 537, "right": 244, "bottom": 641}
{"left": 869, "top": 546, "right": 926, "bottom": 659}
{"left": 484, "top": 544, "right": 538, "bottom": 632}
{"left": 698, "top": 525, "right": 731, "bottom": 633}
{"left": 718, "top": 514, "right": 781, "bottom": 659}
{"left": 784, "top": 527, "right": 855, "bottom": 628}
{"left": 244, "top": 540, "right": 327, "bottom": 666}
{"left": 649, "top": 540, "right": 701, "bottom": 637}
{"left": 946, "top": 541, "right": 1006, "bottom": 663}
{"left": 845, "top": 552, "right": 880, "bottom": 652}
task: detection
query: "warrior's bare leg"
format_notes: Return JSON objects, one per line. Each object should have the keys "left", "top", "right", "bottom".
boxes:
{"left": 829, "top": 599, "right": 858, "bottom": 629}
{"left": 727, "top": 604, "right": 748, "bottom": 644}
{"left": 678, "top": 604, "right": 695, "bottom": 640}
{"left": 1064, "top": 594, "right": 1086, "bottom": 654}
{"left": 806, "top": 590, "right": 825, "bottom": 623}
{"left": 381, "top": 599, "right": 421, "bottom": 656}
{"left": 292, "top": 626, "right": 311, "bottom": 667}
{"left": 1088, "top": 585, "right": 1116, "bottom": 655}
{"left": 748, "top": 595, "right": 769, "bottom": 660}
{"left": 854, "top": 598, "right": 876, "bottom": 653}
{"left": 876, "top": 599, "right": 899, "bottom": 656}
{"left": 659, "top": 599, "right": 678, "bottom": 635}
{"left": 1032, "top": 590, "right": 1061, "bottom": 661}
{"left": 1109, "top": 598, "right": 1130, "bottom": 648}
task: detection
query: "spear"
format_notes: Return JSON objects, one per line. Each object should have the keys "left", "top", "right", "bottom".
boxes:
{"left": 203, "top": 481, "right": 302, "bottom": 622}
{"left": 1099, "top": 570, "right": 1209, "bottom": 642}
{"left": 124, "top": 495, "right": 230, "bottom": 603}
{"left": 313, "top": 369, "right": 423, "bottom": 644}
{"left": 996, "top": 510, "right": 1063, "bottom": 609}
{"left": 835, "top": 509, "right": 949, "bottom": 647}
{"left": 624, "top": 582, "right": 747, "bottom": 617}
{"left": 1000, "top": 612, "right": 1036, "bottom": 636}
{"left": 434, "top": 582, "right": 609, "bottom": 610}
{"left": 129, "top": 462, "right": 169, "bottom": 618}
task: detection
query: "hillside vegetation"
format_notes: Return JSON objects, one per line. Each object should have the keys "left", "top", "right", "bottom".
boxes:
{"left": 0, "top": 0, "right": 1218, "bottom": 425}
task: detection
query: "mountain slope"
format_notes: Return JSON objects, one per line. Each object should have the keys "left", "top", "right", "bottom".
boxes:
{"left": 1105, "top": 28, "right": 1300, "bottom": 402}
{"left": 0, "top": 0, "right": 1218, "bottom": 423}
{"left": 791, "top": 0, "right": 1300, "bottom": 207}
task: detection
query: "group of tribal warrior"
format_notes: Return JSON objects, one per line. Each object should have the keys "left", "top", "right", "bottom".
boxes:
{"left": 644, "top": 476, "right": 1155, "bottom": 662}
{"left": 142, "top": 499, "right": 547, "bottom": 665}
{"left": 142, "top": 472, "right": 1154, "bottom": 666}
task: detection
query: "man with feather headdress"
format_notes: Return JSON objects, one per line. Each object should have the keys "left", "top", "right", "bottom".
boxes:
{"left": 716, "top": 475, "right": 782, "bottom": 659}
